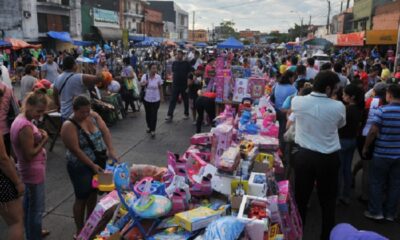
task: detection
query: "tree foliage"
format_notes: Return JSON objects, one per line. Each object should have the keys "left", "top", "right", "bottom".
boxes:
{"left": 219, "top": 21, "right": 239, "bottom": 39}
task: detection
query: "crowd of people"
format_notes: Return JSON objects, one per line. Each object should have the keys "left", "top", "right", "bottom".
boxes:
{"left": 0, "top": 43, "right": 399, "bottom": 240}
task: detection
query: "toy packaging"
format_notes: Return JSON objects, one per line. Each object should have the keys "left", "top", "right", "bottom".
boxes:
{"left": 232, "top": 78, "right": 250, "bottom": 103}
{"left": 174, "top": 207, "right": 222, "bottom": 232}
{"left": 211, "top": 123, "right": 234, "bottom": 166}
{"left": 248, "top": 77, "right": 266, "bottom": 99}
{"left": 249, "top": 172, "right": 268, "bottom": 197}
{"left": 217, "top": 145, "right": 241, "bottom": 173}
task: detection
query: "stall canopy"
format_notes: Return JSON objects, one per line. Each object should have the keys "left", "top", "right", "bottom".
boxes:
{"left": 73, "top": 40, "right": 93, "bottom": 47}
{"left": 195, "top": 42, "right": 207, "bottom": 48}
{"left": 303, "top": 38, "right": 333, "bottom": 47}
{"left": 134, "top": 37, "right": 161, "bottom": 47}
{"left": 217, "top": 37, "right": 244, "bottom": 49}
{"left": 0, "top": 40, "right": 11, "bottom": 49}
{"left": 5, "top": 38, "right": 41, "bottom": 50}
{"left": 94, "top": 27, "right": 123, "bottom": 41}
{"left": 47, "top": 31, "right": 72, "bottom": 42}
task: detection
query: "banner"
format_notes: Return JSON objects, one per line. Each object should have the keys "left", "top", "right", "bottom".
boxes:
{"left": 337, "top": 32, "right": 364, "bottom": 46}
{"left": 366, "top": 30, "right": 398, "bottom": 45}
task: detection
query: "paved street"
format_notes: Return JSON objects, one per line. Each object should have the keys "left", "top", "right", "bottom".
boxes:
{"left": 1, "top": 103, "right": 399, "bottom": 240}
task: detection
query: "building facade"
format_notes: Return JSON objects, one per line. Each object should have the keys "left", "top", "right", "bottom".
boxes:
{"left": 188, "top": 29, "right": 208, "bottom": 42}
{"left": 141, "top": 7, "right": 163, "bottom": 37}
{"left": 81, "top": 0, "right": 121, "bottom": 42}
{"left": 147, "top": 1, "right": 188, "bottom": 41}
{"left": 0, "top": 0, "right": 81, "bottom": 42}
{"left": 372, "top": 0, "right": 400, "bottom": 30}
{"left": 352, "top": 0, "right": 392, "bottom": 32}
{"left": 122, "top": 0, "right": 145, "bottom": 34}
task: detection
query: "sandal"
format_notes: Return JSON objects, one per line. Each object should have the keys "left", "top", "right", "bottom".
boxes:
{"left": 41, "top": 229, "right": 50, "bottom": 238}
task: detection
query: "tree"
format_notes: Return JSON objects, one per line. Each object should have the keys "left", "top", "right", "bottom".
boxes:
{"left": 268, "top": 31, "right": 289, "bottom": 43}
{"left": 218, "top": 21, "right": 239, "bottom": 39}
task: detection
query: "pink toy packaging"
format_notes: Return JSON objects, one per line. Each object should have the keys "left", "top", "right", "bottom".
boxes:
{"left": 190, "top": 133, "right": 213, "bottom": 146}
{"left": 248, "top": 77, "right": 266, "bottom": 99}
{"left": 233, "top": 78, "right": 249, "bottom": 103}
{"left": 77, "top": 190, "right": 120, "bottom": 240}
{"left": 211, "top": 124, "right": 234, "bottom": 166}
{"left": 215, "top": 76, "right": 225, "bottom": 102}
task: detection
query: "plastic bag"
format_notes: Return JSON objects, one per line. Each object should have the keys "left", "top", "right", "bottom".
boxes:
{"left": 204, "top": 217, "right": 245, "bottom": 240}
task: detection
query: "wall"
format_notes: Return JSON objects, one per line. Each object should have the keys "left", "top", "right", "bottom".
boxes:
{"left": 0, "top": 0, "right": 23, "bottom": 38}
{"left": 372, "top": 0, "right": 400, "bottom": 30}
{"left": 188, "top": 30, "right": 208, "bottom": 42}
{"left": 22, "top": 0, "right": 39, "bottom": 40}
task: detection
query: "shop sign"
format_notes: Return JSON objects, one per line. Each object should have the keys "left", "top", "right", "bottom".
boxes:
{"left": 337, "top": 32, "right": 364, "bottom": 46}
{"left": 93, "top": 8, "right": 119, "bottom": 25}
{"left": 366, "top": 30, "right": 398, "bottom": 45}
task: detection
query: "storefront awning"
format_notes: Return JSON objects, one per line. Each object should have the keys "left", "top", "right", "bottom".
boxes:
{"left": 73, "top": 40, "right": 93, "bottom": 46}
{"left": 366, "top": 30, "right": 398, "bottom": 45}
{"left": 95, "top": 27, "right": 122, "bottom": 41}
{"left": 47, "top": 31, "right": 72, "bottom": 42}
{"left": 336, "top": 32, "right": 365, "bottom": 47}
{"left": 5, "top": 38, "right": 42, "bottom": 50}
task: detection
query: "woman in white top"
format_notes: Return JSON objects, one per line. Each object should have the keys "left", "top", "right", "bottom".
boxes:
{"left": 140, "top": 63, "right": 163, "bottom": 138}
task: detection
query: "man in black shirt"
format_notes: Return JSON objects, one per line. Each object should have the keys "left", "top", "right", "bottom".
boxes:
{"left": 165, "top": 50, "right": 192, "bottom": 122}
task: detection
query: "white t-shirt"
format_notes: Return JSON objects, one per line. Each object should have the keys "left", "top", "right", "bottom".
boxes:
{"left": 140, "top": 74, "right": 163, "bottom": 102}
{"left": 306, "top": 67, "right": 318, "bottom": 80}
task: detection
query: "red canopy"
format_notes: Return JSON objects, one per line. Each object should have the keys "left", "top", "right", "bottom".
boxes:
{"left": 5, "top": 38, "right": 42, "bottom": 50}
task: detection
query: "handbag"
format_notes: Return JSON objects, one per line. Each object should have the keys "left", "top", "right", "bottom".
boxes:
{"left": 3, "top": 86, "right": 19, "bottom": 127}
{"left": 139, "top": 74, "right": 148, "bottom": 102}
{"left": 69, "top": 118, "right": 108, "bottom": 170}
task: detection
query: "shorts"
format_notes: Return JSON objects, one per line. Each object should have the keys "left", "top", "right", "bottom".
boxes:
{"left": 0, "top": 172, "right": 18, "bottom": 203}
{"left": 67, "top": 160, "right": 96, "bottom": 200}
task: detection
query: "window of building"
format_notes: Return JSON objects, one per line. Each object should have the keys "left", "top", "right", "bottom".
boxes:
{"left": 180, "top": 15, "right": 185, "bottom": 26}
{"left": 37, "top": 13, "right": 69, "bottom": 32}
{"left": 61, "top": 0, "right": 69, "bottom": 6}
{"left": 128, "top": 21, "right": 131, "bottom": 30}
{"left": 136, "top": 3, "right": 139, "bottom": 14}
{"left": 38, "top": 13, "right": 48, "bottom": 33}
{"left": 128, "top": 1, "right": 131, "bottom": 10}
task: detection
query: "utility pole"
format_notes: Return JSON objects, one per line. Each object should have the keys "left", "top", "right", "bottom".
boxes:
{"left": 327, "top": 0, "right": 331, "bottom": 34}
{"left": 340, "top": 1, "right": 343, "bottom": 12}
{"left": 309, "top": 15, "right": 312, "bottom": 26}
{"left": 192, "top": 11, "right": 195, "bottom": 42}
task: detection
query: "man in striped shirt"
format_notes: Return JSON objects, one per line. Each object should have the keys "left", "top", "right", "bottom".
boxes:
{"left": 363, "top": 84, "right": 400, "bottom": 221}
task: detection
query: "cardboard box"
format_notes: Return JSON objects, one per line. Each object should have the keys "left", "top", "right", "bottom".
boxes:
{"left": 237, "top": 195, "right": 270, "bottom": 240}
{"left": 249, "top": 172, "right": 268, "bottom": 197}
{"left": 174, "top": 207, "right": 222, "bottom": 232}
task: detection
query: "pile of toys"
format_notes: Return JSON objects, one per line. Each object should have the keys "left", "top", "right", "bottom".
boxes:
{"left": 78, "top": 97, "right": 301, "bottom": 240}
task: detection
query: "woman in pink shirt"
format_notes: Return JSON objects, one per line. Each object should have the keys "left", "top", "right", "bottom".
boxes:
{"left": 10, "top": 90, "right": 49, "bottom": 240}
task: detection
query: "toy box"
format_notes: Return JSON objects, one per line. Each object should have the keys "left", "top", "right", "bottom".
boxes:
{"left": 78, "top": 191, "right": 120, "bottom": 240}
{"left": 248, "top": 77, "right": 266, "bottom": 99}
{"left": 253, "top": 152, "right": 274, "bottom": 172}
{"left": 232, "top": 78, "right": 249, "bottom": 103}
{"left": 217, "top": 145, "right": 241, "bottom": 173}
{"left": 215, "top": 76, "right": 225, "bottom": 103}
{"left": 174, "top": 207, "right": 222, "bottom": 232}
{"left": 190, "top": 133, "right": 213, "bottom": 146}
{"left": 211, "top": 124, "right": 234, "bottom": 166}
{"left": 243, "top": 134, "right": 279, "bottom": 151}
{"left": 249, "top": 172, "right": 268, "bottom": 197}
{"left": 237, "top": 195, "right": 270, "bottom": 240}
{"left": 230, "top": 179, "right": 249, "bottom": 210}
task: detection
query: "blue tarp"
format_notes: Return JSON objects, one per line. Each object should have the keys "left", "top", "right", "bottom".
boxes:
{"left": 73, "top": 40, "right": 93, "bottom": 46}
{"left": 217, "top": 37, "right": 244, "bottom": 49}
{"left": 0, "top": 40, "right": 11, "bottom": 48}
{"left": 195, "top": 42, "right": 207, "bottom": 47}
{"left": 47, "top": 31, "right": 72, "bottom": 42}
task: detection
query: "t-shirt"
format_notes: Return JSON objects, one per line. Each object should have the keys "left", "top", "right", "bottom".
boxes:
{"left": 381, "top": 68, "right": 391, "bottom": 80}
{"left": 172, "top": 60, "right": 191, "bottom": 87}
{"left": 287, "top": 65, "right": 297, "bottom": 73}
{"left": 273, "top": 84, "right": 297, "bottom": 110}
{"left": 306, "top": 67, "right": 318, "bottom": 80}
{"left": 20, "top": 75, "right": 37, "bottom": 101}
{"left": 279, "top": 64, "right": 287, "bottom": 74}
{"left": 140, "top": 74, "right": 163, "bottom": 103}
{"left": 372, "top": 103, "right": 400, "bottom": 159}
{"left": 41, "top": 62, "right": 59, "bottom": 83}
{"left": 54, "top": 72, "right": 88, "bottom": 119}
{"left": 339, "top": 104, "right": 362, "bottom": 139}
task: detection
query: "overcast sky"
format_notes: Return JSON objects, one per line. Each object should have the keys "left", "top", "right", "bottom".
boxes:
{"left": 167, "top": 0, "right": 351, "bottom": 33}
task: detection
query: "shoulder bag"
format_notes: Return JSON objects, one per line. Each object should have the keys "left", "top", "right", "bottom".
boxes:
{"left": 69, "top": 118, "right": 108, "bottom": 170}
{"left": 139, "top": 74, "right": 148, "bottom": 102}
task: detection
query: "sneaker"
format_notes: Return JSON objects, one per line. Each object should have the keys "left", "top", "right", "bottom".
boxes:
{"left": 385, "top": 216, "right": 394, "bottom": 222}
{"left": 150, "top": 132, "right": 156, "bottom": 138}
{"left": 183, "top": 115, "right": 189, "bottom": 120}
{"left": 165, "top": 116, "right": 172, "bottom": 122}
{"left": 364, "top": 211, "right": 384, "bottom": 220}
{"left": 146, "top": 129, "right": 151, "bottom": 133}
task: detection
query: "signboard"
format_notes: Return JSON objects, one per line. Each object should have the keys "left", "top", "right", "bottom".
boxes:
{"left": 366, "top": 30, "right": 398, "bottom": 45}
{"left": 93, "top": 8, "right": 119, "bottom": 25}
{"left": 122, "top": 29, "right": 129, "bottom": 49}
{"left": 337, "top": 32, "right": 364, "bottom": 46}
{"left": 324, "top": 34, "right": 338, "bottom": 46}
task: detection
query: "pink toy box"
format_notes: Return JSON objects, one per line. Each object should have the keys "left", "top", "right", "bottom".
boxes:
{"left": 77, "top": 190, "right": 120, "bottom": 240}
{"left": 211, "top": 123, "right": 234, "bottom": 166}
{"left": 190, "top": 133, "right": 213, "bottom": 146}
{"left": 233, "top": 78, "right": 249, "bottom": 103}
{"left": 248, "top": 77, "right": 266, "bottom": 99}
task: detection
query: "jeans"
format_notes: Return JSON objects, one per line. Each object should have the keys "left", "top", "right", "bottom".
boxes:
{"left": 368, "top": 156, "right": 400, "bottom": 218}
{"left": 338, "top": 138, "right": 357, "bottom": 199}
{"left": 167, "top": 85, "right": 189, "bottom": 118}
{"left": 144, "top": 101, "right": 160, "bottom": 132}
{"left": 24, "top": 183, "right": 45, "bottom": 240}
{"left": 294, "top": 148, "right": 340, "bottom": 240}
{"left": 195, "top": 96, "right": 216, "bottom": 133}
